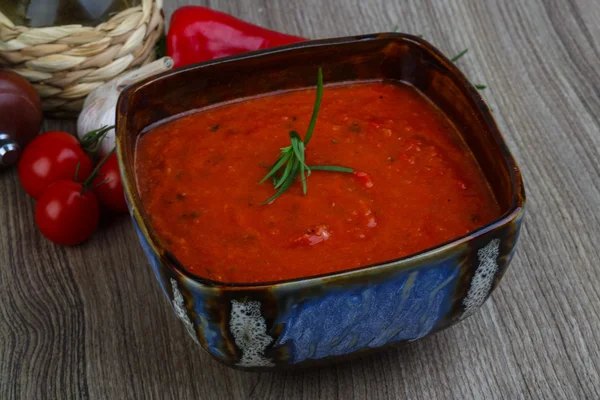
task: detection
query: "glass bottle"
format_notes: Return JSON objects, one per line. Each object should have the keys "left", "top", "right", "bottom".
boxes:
{"left": 0, "top": 0, "right": 141, "bottom": 27}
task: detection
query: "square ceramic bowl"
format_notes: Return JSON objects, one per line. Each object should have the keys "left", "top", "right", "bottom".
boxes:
{"left": 116, "top": 33, "right": 525, "bottom": 371}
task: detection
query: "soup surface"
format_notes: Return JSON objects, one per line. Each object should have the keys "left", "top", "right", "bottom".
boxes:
{"left": 135, "top": 81, "right": 501, "bottom": 283}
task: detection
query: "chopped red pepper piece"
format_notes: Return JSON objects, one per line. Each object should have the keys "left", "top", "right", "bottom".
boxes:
{"left": 294, "top": 225, "right": 331, "bottom": 246}
{"left": 353, "top": 171, "right": 374, "bottom": 188}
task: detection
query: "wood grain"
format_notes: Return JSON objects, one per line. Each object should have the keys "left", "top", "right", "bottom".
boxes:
{"left": 1, "top": 0, "right": 599, "bottom": 398}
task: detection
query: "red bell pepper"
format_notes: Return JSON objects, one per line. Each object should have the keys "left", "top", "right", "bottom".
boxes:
{"left": 167, "top": 6, "right": 306, "bottom": 68}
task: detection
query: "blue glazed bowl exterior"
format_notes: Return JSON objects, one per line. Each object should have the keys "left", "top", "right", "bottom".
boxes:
{"left": 116, "top": 33, "right": 526, "bottom": 371}
{"left": 129, "top": 208, "right": 523, "bottom": 370}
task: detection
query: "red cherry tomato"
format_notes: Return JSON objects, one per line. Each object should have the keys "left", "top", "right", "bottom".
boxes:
{"left": 18, "top": 131, "right": 93, "bottom": 199}
{"left": 92, "top": 153, "right": 128, "bottom": 213}
{"left": 35, "top": 180, "right": 100, "bottom": 246}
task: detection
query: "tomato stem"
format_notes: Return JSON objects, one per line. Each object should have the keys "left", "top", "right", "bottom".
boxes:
{"left": 92, "top": 176, "right": 110, "bottom": 189}
{"left": 74, "top": 162, "right": 81, "bottom": 182}
{"left": 80, "top": 125, "right": 114, "bottom": 154}
{"left": 81, "top": 147, "right": 116, "bottom": 195}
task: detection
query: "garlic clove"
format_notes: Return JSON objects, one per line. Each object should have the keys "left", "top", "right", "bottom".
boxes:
{"left": 77, "top": 56, "right": 173, "bottom": 157}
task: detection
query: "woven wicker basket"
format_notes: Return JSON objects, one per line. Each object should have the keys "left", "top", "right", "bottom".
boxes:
{"left": 0, "top": 0, "right": 164, "bottom": 118}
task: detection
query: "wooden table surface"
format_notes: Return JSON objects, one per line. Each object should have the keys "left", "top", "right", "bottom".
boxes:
{"left": 2, "top": 0, "right": 600, "bottom": 399}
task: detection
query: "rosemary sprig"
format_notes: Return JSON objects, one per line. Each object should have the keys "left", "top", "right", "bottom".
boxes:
{"left": 259, "top": 68, "right": 354, "bottom": 204}
{"left": 451, "top": 49, "right": 487, "bottom": 90}
{"left": 310, "top": 165, "right": 354, "bottom": 173}
{"left": 451, "top": 48, "right": 469, "bottom": 62}
{"left": 392, "top": 31, "right": 486, "bottom": 90}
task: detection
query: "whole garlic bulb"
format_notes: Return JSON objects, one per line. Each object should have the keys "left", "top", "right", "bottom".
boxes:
{"left": 77, "top": 57, "right": 173, "bottom": 157}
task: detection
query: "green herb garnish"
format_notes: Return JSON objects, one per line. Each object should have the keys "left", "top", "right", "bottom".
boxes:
{"left": 309, "top": 165, "right": 354, "bottom": 173}
{"left": 388, "top": 35, "right": 487, "bottom": 91}
{"left": 451, "top": 49, "right": 469, "bottom": 62}
{"left": 450, "top": 49, "right": 487, "bottom": 90}
{"left": 259, "top": 68, "right": 354, "bottom": 204}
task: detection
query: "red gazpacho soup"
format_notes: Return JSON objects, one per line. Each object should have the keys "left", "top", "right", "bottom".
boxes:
{"left": 135, "top": 81, "right": 501, "bottom": 283}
